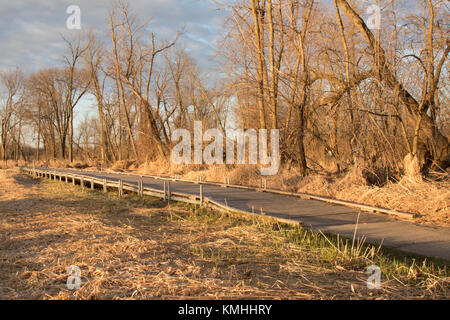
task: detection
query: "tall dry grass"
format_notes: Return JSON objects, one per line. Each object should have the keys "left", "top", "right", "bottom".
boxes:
{"left": 135, "top": 161, "right": 449, "bottom": 226}
{"left": 19, "top": 158, "right": 449, "bottom": 226}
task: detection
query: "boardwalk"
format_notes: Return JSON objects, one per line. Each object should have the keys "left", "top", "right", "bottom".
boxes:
{"left": 27, "top": 167, "right": 450, "bottom": 261}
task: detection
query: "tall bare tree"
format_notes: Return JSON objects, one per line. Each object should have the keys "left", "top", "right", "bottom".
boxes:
{"left": 1, "top": 69, "right": 24, "bottom": 162}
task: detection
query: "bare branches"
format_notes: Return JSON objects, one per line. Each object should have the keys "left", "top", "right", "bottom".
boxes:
{"left": 7, "top": 0, "right": 449, "bottom": 178}
{"left": 0, "top": 68, "right": 24, "bottom": 161}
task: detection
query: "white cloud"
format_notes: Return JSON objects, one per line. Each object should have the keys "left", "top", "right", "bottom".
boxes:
{"left": 0, "top": 0, "right": 225, "bottom": 73}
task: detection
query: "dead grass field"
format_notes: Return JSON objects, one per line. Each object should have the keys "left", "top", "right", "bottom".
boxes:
{"left": 0, "top": 169, "right": 448, "bottom": 300}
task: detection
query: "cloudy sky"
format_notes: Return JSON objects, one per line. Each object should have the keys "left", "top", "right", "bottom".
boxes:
{"left": 0, "top": 0, "right": 225, "bottom": 73}
{"left": 0, "top": 0, "right": 227, "bottom": 125}
{"left": 0, "top": 0, "right": 430, "bottom": 127}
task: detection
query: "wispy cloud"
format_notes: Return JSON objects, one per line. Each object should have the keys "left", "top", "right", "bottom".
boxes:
{"left": 0, "top": 0, "right": 224, "bottom": 73}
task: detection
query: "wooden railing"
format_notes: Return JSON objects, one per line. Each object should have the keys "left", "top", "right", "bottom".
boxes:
{"left": 21, "top": 167, "right": 303, "bottom": 227}
{"left": 21, "top": 167, "right": 417, "bottom": 221}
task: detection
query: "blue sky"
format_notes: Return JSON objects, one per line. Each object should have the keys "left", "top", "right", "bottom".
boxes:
{"left": 0, "top": 0, "right": 225, "bottom": 72}
{"left": 0, "top": 0, "right": 226, "bottom": 125}
{"left": 1, "top": 0, "right": 437, "bottom": 127}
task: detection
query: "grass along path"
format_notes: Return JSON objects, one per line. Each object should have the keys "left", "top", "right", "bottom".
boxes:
{"left": 0, "top": 169, "right": 448, "bottom": 299}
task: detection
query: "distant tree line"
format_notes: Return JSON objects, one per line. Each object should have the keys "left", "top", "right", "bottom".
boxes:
{"left": 1, "top": 0, "right": 448, "bottom": 179}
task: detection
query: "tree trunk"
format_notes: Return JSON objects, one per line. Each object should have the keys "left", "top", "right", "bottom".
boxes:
{"left": 251, "top": 0, "right": 267, "bottom": 130}
{"left": 335, "top": 0, "right": 449, "bottom": 165}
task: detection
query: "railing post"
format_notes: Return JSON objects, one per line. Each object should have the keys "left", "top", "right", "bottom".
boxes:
{"left": 72, "top": 176, "right": 75, "bottom": 185}
{"left": 81, "top": 177, "right": 84, "bottom": 190}
{"left": 167, "top": 182, "right": 171, "bottom": 202}
{"left": 200, "top": 184, "right": 203, "bottom": 205}
{"left": 103, "top": 179, "right": 107, "bottom": 193}
{"left": 119, "top": 180, "right": 123, "bottom": 198}
{"left": 138, "top": 179, "right": 143, "bottom": 198}
{"left": 164, "top": 181, "right": 167, "bottom": 200}
{"left": 91, "top": 178, "right": 94, "bottom": 190}
{"left": 137, "top": 180, "right": 140, "bottom": 197}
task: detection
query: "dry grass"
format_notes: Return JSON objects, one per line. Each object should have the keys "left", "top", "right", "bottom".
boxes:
{"left": 0, "top": 169, "right": 448, "bottom": 300}
{"left": 26, "top": 158, "right": 450, "bottom": 225}
{"left": 132, "top": 162, "right": 449, "bottom": 227}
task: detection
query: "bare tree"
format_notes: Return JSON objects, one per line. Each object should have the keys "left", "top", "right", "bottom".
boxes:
{"left": 62, "top": 34, "right": 91, "bottom": 162}
{"left": 108, "top": 0, "right": 177, "bottom": 160}
{"left": 0, "top": 69, "right": 24, "bottom": 162}
{"left": 84, "top": 31, "right": 111, "bottom": 163}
